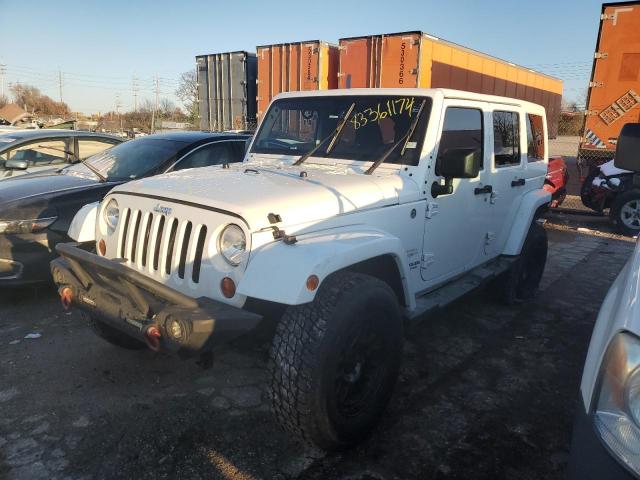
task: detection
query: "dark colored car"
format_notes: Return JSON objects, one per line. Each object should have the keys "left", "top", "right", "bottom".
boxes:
{"left": 0, "top": 131, "right": 250, "bottom": 285}
{"left": 0, "top": 130, "right": 122, "bottom": 179}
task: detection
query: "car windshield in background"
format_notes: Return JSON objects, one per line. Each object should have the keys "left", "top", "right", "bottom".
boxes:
{"left": 62, "top": 138, "right": 186, "bottom": 181}
{"left": 251, "top": 95, "right": 432, "bottom": 166}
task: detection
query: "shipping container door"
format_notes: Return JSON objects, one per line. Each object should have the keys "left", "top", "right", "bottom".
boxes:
{"left": 380, "top": 33, "right": 421, "bottom": 88}
{"left": 339, "top": 38, "right": 374, "bottom": 88}
{"left": 257, "top": 47, "right": 272, "bottom": 118}
{"left": 584, "top": 4, "right": 640, "bottom": 152}
{"left": 196, "top": 57, "right": 210, "bottom": 130}
{"left": 230, "top": 53, "right": 247, "bottom": 130}
{"left": 300, "top": 42, "right": 320, "bottom": 91}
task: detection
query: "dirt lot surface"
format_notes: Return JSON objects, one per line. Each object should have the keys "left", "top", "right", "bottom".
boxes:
{"left": 0, "top": 220, "right": 636, "bottom": 479}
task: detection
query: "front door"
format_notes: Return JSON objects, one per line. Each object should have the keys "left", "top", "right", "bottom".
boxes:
{"left": 420, "top": 101, "right": 492, "bottom": 286}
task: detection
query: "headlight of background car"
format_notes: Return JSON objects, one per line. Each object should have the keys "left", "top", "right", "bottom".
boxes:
{"left": 103, "top": 198, "right": 119, "bottom": 231}
{"left": 0, "top": 217, "right": 57, "bottom": 234}
{"left": 218, "top": 224, "right": 246, "bottom": 266}
{"left": 593, "top": 332, "right": 640, "bottom": 475}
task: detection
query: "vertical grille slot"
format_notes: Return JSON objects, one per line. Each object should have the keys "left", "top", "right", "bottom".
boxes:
{"left": 153, "top": 216, "right": 165, "bottom": 271}
{"left": 192, "top": 226, "right": 207, "bottom": 283}
{"left": 178, "top": 222, "right": 193, "bottom": 279}
{"left": 141, "top": 213, "right": 153, "bottom": 267}
{"left": 130, "top": 211, "right": 142, "bottom": 263}
{"left": 118, "top": 208, "right": 131, "bottom": 258}
{"left": 165, "top": 219, "right": 178, "bottom": 275}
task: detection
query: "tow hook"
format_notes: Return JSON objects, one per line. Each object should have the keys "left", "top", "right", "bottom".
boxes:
{"left": 60, "top": 287, "right": 74, "bottom": 311}
{"left": 144, "top": 325, "right": 162, "bottom": 351}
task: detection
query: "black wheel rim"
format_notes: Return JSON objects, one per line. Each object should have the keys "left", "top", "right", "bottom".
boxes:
{"left": 333, "top": 318, "right": 387, "bottom": 418}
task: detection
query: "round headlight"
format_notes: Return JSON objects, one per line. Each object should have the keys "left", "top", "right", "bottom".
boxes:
{"left": 218, "top": 224, "right": 246, "bottom": 266}
{"left": 103, "top": 198, "right": 119, "bottom": 230}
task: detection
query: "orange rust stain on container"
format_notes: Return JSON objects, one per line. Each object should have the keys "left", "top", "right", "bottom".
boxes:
{"left": 256, "top": 40, "right": 339, "bottom": 118}
{"left": 581, "top": 2, "right": 640, "bottom": 159}
{"left": 339, "top": 31, "right": 563, "bottom": 136}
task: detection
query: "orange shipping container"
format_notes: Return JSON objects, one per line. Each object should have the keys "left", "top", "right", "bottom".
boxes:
{"left": 580, "top": 1, "right": 640, "bottom": 166}
{"left": 256, "top": 40, "right": 339, "bottom": 117}
{"left": 339, "top": 31, "right": 563, "bottom": 137}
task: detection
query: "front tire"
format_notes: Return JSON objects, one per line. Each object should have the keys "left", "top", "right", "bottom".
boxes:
{"left": 269, "top": 271, "right": 403, "bottom": 450}
{"left": 580, "top": 170, "right": 600, "bottom": 211}
{"left": 86, "top": 314, "right": 146, "bottom": 350}
{"left": 610, "top": 189, "right": 640, "bottom": 237}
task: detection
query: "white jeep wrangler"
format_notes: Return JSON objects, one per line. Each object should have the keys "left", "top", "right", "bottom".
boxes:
{"left": 51, "top": 88, "right": 551, "bottom": 450}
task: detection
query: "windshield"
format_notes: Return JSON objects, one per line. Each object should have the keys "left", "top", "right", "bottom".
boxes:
{"left": 252, "top": 95, "right": 431, "bottom": 166}
{"left": 62, "top": 138, "right": 186, "bottom": 181}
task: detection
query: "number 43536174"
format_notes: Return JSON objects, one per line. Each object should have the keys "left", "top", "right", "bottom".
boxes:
{"left": 350, "top": 97, "right": 416, "bottom": 130}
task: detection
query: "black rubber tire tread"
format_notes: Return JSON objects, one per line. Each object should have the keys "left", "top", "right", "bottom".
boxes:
{"left": 495, "top": 222, "right": 548, "bottom": 305}
{"left": 610, "top": 189, "right": 640, "bottom": 237}
{"left": 87, "top": 314, "right": 146, "bottom": 350}
{"left": 269, "top": 271, "right": 403, "bottom": 450}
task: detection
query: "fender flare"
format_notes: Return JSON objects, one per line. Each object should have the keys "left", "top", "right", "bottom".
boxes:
{"left": 237, "top": 226, "right": 412, "bottom": 306}
{"left": 68, "top": 201, "right": 99, "bottom": 243}
{"left": 502, "top": 189, "right": 551, "bottom": 256}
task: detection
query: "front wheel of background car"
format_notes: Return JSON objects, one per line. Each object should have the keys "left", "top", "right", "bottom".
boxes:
{"left": 86, "top": 314, "right": 146, "bottom": 350}
{"left": 269, "top": 271, "right": 403, "bottom": 451}
{"left": 580, "top": 170, "right": 601, "bottom": 212}
{"left": 494, "top": 222, "right": 548, "bottom": 305}
{"left": 610, "top": 189, "right": 640, "bottom": 237}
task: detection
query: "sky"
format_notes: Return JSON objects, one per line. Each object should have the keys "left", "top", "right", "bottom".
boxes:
{"left": 0, "top": 0, "right": 605, "bottom": 115}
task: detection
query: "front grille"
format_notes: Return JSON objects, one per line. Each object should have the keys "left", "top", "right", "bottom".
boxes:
{"left": 116, "top": 208, "right": 208, "bottom": 283}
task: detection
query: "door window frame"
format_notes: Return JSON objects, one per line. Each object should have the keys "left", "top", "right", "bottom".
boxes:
{"left": 5, "top": 137, "right": 74, "bottom": 166}
{"left": 491, "top": 109, "right": 522, "bottom": 169}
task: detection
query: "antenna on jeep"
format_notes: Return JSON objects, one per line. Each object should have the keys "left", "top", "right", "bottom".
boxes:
{"left": 294, "top": 102, "right": 356, "bottom": 166}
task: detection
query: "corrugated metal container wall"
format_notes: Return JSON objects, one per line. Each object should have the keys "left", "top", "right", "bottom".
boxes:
{"left": 580, "top": 2, "right": 640, "bottom": 162}
{"left": 196, "top": 51, "right": 257, "bottom": 131}
{"left": 339, "top": 32, "right": 563, "bottom": 137}
{"left": 256, "top": 41, "right": 339, "bottom": 117}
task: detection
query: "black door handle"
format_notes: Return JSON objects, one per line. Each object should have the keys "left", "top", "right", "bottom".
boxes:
{"left": 474, "top": 185, "right": 493, "bottom": 195}
{"left": 511, "top": 178, "right": 526, "bottom": 187}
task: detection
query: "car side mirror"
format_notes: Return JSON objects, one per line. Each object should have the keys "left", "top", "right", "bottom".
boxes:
{"left": 431, "top": 148, "right": 481, "bottom": 197}
{"left": 5, "top": 158, "right": 28, "bottom": 170}
{"left": 615, "top": 123, "right": 640, "bottom": 172}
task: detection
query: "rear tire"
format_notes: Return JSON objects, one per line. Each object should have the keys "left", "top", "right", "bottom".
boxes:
{"left": 86, "top": 314, "right": 146, "bottom": 350}
{"left": 580, "top": 170, "right": 600, "bottom": 211}
{"left": 494, "top": 222, "right": 548, "bottom": 305}
{"left": 269, "top": 271, "right": 403, "bottom": 450}
{"left": 611, "top": 189, "right": 640, "bottom": 237}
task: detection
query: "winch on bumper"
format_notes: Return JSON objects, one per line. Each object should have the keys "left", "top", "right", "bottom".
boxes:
{"left": 50, "top": 242, "right": 262, "bottom": 357}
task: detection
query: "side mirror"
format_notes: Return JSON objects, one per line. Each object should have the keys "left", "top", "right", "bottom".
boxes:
{"left": 615, "top": 123, "right": 640, "bottom": 172}
{"left": 5, "top": 158, "right": 28, "bottom": 170}
{"left": 438, "top": 148, "right": 481, "bottom": 179}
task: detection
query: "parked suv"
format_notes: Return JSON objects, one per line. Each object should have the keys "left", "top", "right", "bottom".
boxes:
{"left": 52, "top": 88, "right": 552, "bottom": 450}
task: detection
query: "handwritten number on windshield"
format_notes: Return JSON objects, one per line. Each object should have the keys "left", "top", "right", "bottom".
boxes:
{"left": 350, "top": 97, "right": 416, "bottom": 130}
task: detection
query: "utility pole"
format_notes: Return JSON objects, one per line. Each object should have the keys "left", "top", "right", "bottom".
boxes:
{"left": 132, "top": 75, "right": 139, "bottom": 111}
{"left": 115, "top": 94, "right": 122, "bottom": 133}
{"left": 151, "top": 75, "right": 160, "bottom": 133}
{"left": 58, "top": 70, "right": 64, "bottom": 103}
{"left": 0, "top": 64, "right": 6, "bottom": 98}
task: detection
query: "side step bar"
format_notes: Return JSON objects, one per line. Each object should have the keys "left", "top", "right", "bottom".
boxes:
{"left": 407, "top": 256, "right": 516, "bottom": 321}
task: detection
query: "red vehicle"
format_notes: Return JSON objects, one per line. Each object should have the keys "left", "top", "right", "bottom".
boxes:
{"left": 545, "top": 155, "right": 569, "bottom": 207}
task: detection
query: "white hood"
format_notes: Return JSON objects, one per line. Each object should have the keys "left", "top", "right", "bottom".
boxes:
{"left": 113, "top": 160, "right": 419, "bottom": 231}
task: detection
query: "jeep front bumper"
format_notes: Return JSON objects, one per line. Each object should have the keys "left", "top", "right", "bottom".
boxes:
{"left": 50, "top": 242, "right": 262, "bottom": 357}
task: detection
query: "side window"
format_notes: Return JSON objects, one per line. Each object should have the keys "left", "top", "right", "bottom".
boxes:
{"left": 230, "top": 141, "right": 248, "bottom": 161}
{"left": 78, "top": 139, "right": 118, "bottom": 160}
{"left": 8, "top": 139, "right": 71, "bottom": 166}
{"left": 174, "top": 142, "right": 235, "bottom": 171}
{"left": 526, "top": 114, "right": 545, "bottom": 162}
{"left": 436, "top": 107, "right": 483, "bottom": 174}
{"left": 493, "top": 111, "right": 520, "bottom": 167}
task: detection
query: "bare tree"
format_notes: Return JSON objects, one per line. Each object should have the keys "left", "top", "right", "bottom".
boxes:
{"left": 10, "top": 83, "right": 69, "bottom": 115}
{"left": 175, "top": 70, "right": 198, "bottom": 125}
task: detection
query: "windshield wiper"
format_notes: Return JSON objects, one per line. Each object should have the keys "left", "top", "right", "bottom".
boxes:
{"left": 293, "top": 102, "right": 356, "bottom": 166}
{"left": 365, "top": 99, "right": 427, "bottom": 175}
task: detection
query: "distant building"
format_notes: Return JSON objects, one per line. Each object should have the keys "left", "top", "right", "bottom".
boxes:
{"left": 159, "top": 121, "right": 192, "bottom": 130}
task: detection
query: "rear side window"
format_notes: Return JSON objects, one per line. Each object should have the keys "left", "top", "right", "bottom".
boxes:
{"left": 493, "top": 111, "right": 520, "bottom": 167}
{"left": 436, "top": 107, "right": 483, "bottom": 174}
{"left": 526, "top": 114, "right": 545, "bottom": 162}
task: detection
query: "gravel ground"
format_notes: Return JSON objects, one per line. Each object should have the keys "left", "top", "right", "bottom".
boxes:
{"left": 0, "top": 222, "right": 635, "bottom": 479}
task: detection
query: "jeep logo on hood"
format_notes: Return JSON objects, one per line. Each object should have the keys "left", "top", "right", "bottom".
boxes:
{"left": 153, "top": 204, "right": 172, "bottom": 216}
